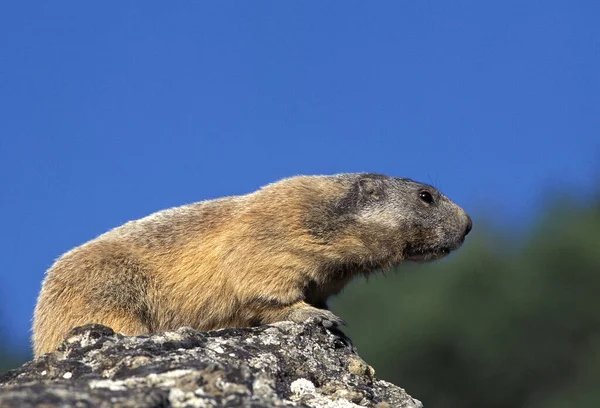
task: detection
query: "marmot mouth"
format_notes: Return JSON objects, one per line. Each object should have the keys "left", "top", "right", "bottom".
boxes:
{"left": 404, "top": 245, "right": 454, "bottom": 262}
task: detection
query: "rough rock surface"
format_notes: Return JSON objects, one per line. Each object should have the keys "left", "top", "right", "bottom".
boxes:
{"left": 0, "top": 321, "right": 422, "bottom": 408}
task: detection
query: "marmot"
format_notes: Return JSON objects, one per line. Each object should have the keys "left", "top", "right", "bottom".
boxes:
{"left": 32, "top": 173, "right": 472, "bottom": 356}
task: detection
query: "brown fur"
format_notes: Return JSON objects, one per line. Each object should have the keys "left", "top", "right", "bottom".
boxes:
{"left": 32, "top": 173, "right": 472, "bottom": 356}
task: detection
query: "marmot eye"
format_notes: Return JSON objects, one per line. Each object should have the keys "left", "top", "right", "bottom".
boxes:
{"left": 419, "top": 191, "right": 434, "bottom": 204}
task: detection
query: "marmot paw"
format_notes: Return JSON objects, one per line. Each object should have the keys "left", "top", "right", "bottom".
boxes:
{"left": 288, "top": 306, "right": 347, "bottom": 328}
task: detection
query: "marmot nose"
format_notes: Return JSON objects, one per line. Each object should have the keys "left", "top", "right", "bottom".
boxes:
{"left": 464, "top": 215, "right": 473, "bottom": 236}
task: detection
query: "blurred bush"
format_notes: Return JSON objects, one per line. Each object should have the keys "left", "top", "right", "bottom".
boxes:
{"left": 332, "top": 196, "right": 600, "bottom": 408}
{"left": 0, "top": 350, "right": 25, "bottom": 375}
{"left": 0, "top": 325, "right": 28, "bottom": 375}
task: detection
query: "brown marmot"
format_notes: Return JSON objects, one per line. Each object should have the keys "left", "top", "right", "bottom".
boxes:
{"left": 32, "top": 173, "right": 472, "bottom": 356}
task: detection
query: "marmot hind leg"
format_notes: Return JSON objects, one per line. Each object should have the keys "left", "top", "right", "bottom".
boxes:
{"left": 33, "top": 310, "right": 151, "bottom": 357}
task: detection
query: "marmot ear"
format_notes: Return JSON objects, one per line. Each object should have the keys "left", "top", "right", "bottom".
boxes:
{"left": 358, "top": 177, "right": 385, "bottom": 200}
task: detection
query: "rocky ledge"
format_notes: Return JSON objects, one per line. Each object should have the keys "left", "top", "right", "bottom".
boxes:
{"left": 0, "top": 322, "right": 421, "bottom": 408}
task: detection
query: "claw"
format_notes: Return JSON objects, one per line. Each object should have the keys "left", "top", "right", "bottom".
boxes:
{"left": 307, "top": 309, "right": 346, "bottom": 328}
{"left": 287, "top": 306, "right": 346, "bottom": 329}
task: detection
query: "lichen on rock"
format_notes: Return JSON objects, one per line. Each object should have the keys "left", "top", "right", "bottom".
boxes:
{"left": 0, "top": 322, "right": 422, "bottom": 407}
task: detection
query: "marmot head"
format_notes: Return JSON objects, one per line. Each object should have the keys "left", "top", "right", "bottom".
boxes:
{"left": 299, "top": 173, "right": 472, "bottom": 269}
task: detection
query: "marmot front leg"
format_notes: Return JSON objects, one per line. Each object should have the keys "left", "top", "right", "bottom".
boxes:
{"left": 261, "top": 301, "right": 346, "bottom": 328}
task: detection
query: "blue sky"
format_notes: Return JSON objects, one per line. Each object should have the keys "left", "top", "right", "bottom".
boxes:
{"left": 0, "top": 1, "right": 598, "bottom": 351}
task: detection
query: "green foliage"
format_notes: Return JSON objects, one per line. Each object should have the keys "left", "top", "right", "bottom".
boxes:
{"left": 0, "top": 313, "right": 29, "bottom": 375}
{"left": 0, "top": 350, "right": 24, "bottom": 376}
{"left": 332, "top": 199, "right": 600, "bottom": 408}
{"left": 0, "top": 338, "right": 29, "bottom": 375}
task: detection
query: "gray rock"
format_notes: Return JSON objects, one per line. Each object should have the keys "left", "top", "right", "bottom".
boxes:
{"left": 0, "top": 322, "right": 422, "bottom": 408}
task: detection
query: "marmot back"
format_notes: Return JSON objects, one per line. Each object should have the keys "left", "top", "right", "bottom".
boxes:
{"left": 33, "top": 173, "right": 472, "bottom": 356}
